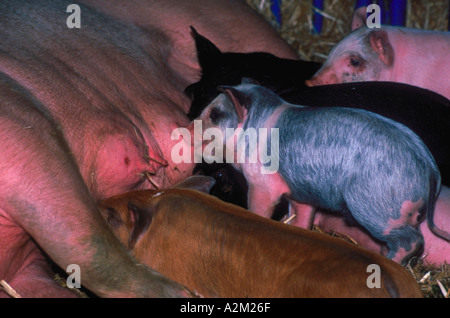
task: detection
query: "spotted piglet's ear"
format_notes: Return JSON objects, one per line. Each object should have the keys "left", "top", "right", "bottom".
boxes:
{"left": 217, "top": 86, "right": 248, "bottom": 123}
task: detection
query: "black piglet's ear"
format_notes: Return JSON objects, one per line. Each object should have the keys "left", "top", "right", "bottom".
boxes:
{"left": 190, "top": 26, "right": 223, "bottom": 71}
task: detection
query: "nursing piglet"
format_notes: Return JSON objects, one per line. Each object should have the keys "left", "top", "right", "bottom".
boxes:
{"left": 99, "top": 178, "right": 423, "bottom": 298}
{"left": 306, "top": 7, "right": 450, "bottom": 99}
{"left": 196, "top": 83, "right": 445, "bottom": 265}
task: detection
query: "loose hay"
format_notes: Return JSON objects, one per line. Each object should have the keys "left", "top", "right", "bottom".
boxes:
{"left": 0, "top": 280, "right": 22, "bottom": 298}
{"left": 314, "top": 224, "right": 449, "bottom": 298}
{"left": 409, "top": 261, "right": 449, "bottom": 298}
{"left": 53, "top": 273, "right": 90, "bottom": 298}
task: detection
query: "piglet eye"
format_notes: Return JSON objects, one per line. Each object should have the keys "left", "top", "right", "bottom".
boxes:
{"left": 209, "top": 107, "right": 224, "bottom": 123}
{"left": 350, "top": 57, "right": 362, "bottom": 67}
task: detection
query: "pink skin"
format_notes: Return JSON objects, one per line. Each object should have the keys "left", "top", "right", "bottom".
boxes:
{"left": 0, "top": 216, "right": 78, "bottom": 298}
{"left": 306, "top": 6, "right": 450, "bottom": 99}
{"left": 233, "top": 103, "right": 290, "bottom": 218}
{"left": 314, "top": 186, "right": 450, "bottom": 266}
{"left": 245, "top": 168, "right": 291, "bottom": 219}
{"left": 78, "top": 0, "right": 298, "bottom": 88}
{"left": 384, "top": 199, "right": 423, "bottom": 236}
{"left": 0, "top": 1, "right": 297, "bottom": 297}
{"left": 289, "top": 202, "right": 317, "bottom": 229}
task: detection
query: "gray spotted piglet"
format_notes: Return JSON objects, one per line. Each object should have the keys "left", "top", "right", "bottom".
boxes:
{"left": 195, "top": 82, "right": 447, "bottom": 265}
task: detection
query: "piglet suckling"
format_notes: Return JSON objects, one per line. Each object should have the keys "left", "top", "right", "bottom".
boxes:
{"left": 99, "top": 176, "right": 423, "bottom": 298}
{"left": 306, "top": 6, "right": 450, "bottom": 99}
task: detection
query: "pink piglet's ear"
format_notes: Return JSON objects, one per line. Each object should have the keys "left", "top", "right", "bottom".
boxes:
{"left": 369, "top": 30, "right": 395, "bottom": 67}
{"left": 217, "top": 86, "right": 248, "bottom": 123}
{"left": 351, "top": 6, "right": 367, "bottom": 31}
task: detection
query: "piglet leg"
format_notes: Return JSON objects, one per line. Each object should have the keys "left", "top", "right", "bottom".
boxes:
{"left": 247, "top": 185, "right": 284, "bottom": 219}
{"left": 246, "top": 171, "right": 291, "bottom": 219}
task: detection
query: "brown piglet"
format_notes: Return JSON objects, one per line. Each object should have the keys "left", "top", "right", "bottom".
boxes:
{"left": 99, "top": 177, "right": 422, "bottom": 298}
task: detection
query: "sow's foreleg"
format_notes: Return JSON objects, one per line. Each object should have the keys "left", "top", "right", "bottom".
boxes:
{"left": 0, "top": 81, "right": 193, "bottom": 298}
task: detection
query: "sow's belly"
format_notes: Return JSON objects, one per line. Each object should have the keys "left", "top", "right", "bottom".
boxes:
{"left": 0, "top": 0, "right": 299, "bottom": 199}
{"left": 0, "top": 1, "right": 195, "bottom": 199}
{"left": 0, "top": 0, "right": 303, "bottom": 298}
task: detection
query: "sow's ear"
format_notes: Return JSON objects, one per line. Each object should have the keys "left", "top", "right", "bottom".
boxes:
{"left": 171, "top": 175, "right": 216, "bottom": 193}
{"left": 127, "top": 202, "right": 153, "bottom": 249}
{"left": 352, "top": 6, "right": 367, "bottom": 31}
{"left": 217, "top": 85, "right": 249, "bottom": 123}
{"left": 369, "top": 30, "right": 394, "bottom": 66}
{"left": 190, "top": 26, "right": 223, "bottom": 72}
